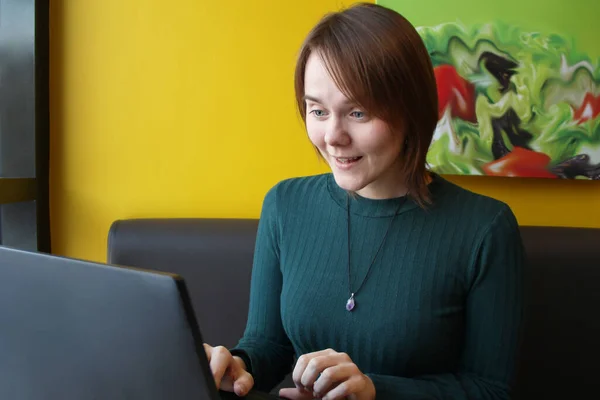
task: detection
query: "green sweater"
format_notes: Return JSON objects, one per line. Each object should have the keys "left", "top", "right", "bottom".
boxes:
{"left": 233, "top": 173, "right": 524, "bottom": 399}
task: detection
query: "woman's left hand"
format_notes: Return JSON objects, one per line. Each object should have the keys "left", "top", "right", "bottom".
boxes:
{"left": 278, "top": 348, "right": 376, "bottom": 400}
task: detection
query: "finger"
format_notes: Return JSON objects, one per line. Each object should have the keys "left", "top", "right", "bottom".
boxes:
{"left": 218, "top": 376, "right": 234, "bottom": 393}
{"left": 278, "top": 387, "right": 314, "bottom": 400}
{"left": 293, "top": 349, "right": 337, "bottom": 389}
{"left": 313, "top": 363, "right": 358, "bottom": 396}
{"left": 232, "top": 368, "right": 254, "bottom": 397}
{"left": 321, "top": 375, "right": 364, "bottom": 400}
{"left": 300, "top": 354, "right": 348, "bottom": 389}
{"left": 209, "top": 346, "right": 231, "bottom": 389}
{"left": 218, "top": 356, "right": 253, "bottom": 395}
{"left": 203, "top": 343, "right": 213, "bottom": 362}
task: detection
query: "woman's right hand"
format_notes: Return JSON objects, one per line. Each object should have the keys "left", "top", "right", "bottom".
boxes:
{"left": 203, "top": 343, "right": 254, "bottom": 397}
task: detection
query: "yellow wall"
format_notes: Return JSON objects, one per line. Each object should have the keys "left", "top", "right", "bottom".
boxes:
{"left": 50, "top": 0, "right": 600, "bottom": 263}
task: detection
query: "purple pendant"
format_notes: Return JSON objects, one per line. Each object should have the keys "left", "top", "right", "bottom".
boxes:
{"left": 346, "top": 294, "right": 355, "bottom": 311}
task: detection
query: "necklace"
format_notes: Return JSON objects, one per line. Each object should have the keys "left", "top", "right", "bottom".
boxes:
{"left": 345, "top": 195, "right": 405, "bottom": 312}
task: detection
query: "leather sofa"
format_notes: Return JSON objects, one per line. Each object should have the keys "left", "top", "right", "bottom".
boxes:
{"left": 107, "top": 219, "right": 599, "bottom": 399}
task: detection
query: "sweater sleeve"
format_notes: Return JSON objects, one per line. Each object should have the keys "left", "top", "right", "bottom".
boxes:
{"left": 230, "top": 184, "right": 295, "bottom": 392}
{"left": 366, "top": 205, "right": 525, "bottom": 400}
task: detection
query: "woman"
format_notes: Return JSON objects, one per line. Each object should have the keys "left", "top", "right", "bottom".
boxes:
{"left": 204, "top": 3, "right": 524, "bottom": 400}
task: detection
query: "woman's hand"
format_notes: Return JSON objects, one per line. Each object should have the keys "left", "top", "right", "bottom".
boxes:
{"left": 279, "top": 349, "right": 375, "bottom": 400}
{"left": 203, "top": 343, "right": 254, "bottom": 397}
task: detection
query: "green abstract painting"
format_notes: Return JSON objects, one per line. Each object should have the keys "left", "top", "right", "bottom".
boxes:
{"left": 379, "top": 0, "right": 600, "bottom": 179}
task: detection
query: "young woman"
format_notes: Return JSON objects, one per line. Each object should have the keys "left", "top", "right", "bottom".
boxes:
{"left": 204, "top": 3, "right": 524, "bottom": 400}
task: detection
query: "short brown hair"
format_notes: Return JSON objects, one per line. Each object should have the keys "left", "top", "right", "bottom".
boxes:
{"left": 294, "top": 2, "right": 438, "bottom": 207}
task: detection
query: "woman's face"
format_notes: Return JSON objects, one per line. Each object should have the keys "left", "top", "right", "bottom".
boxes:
{"left": 303, "top": 53, "right": 406, "bottom": 199}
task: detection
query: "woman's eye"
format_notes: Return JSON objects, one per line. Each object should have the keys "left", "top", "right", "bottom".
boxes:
{"left": 310, "top": 109, "right": 326, "bottom": 117}
{"left": 351, "top": 111, "right": 365, "bottom": 119}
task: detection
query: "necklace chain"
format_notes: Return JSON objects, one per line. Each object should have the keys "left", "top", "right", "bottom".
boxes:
{"left": 345, "top": 195, "right": 405, "bottom": 311}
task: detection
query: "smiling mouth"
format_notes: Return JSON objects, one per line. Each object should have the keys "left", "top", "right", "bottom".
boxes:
{"left": 334, "top": 156, "right": 362, "bottom": 164}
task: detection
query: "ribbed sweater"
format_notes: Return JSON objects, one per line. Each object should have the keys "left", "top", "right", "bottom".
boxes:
{"left": 232, "top": 173, "right": 524, "bottom": 399}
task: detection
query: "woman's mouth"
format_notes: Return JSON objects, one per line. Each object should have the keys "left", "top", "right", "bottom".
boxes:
{"left": 333, "top": 156, "right": 363, "bottom": 169}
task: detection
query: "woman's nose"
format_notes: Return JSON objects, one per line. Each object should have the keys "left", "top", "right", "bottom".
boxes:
{"left": 323, "top": 118, "right": 351, "bottom": 147}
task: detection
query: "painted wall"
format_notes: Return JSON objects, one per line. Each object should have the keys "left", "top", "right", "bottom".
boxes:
{"left": 49, "top": 0, "right": 600, "bottom": 263}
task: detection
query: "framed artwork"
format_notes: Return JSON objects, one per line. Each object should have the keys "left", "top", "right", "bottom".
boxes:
{"left": 379, "top": 0, "right": 599, "bottom": 179}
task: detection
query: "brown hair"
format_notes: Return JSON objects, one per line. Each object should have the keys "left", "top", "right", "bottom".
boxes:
{"left": 294, "top": 2, "right": 438, "bottom": 207}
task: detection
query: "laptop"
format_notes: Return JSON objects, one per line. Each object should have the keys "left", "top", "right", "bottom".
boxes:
{"left": 0, "top": 245, "right": 284, "bottom": 400}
